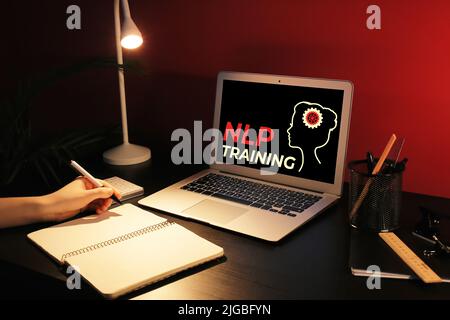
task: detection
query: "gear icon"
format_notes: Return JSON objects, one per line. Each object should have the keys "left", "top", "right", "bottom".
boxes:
{"left": 302, "top": 108, "right": 323, "bottom": 129}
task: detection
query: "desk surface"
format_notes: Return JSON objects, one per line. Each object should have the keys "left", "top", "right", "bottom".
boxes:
{"left": 1, "top": 150, "right": 450, "bottom": 299}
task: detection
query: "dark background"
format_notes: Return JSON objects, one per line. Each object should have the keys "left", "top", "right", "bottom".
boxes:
{"left": 219, "top": 80, "right": 344, "bottom": 183}
{"left": 2, "top": 0, "right": 450, "bottom": 198}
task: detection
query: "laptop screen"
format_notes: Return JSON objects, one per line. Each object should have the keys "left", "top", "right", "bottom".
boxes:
{"left": 218, "top": 79, "right": 345, "bottom": 184}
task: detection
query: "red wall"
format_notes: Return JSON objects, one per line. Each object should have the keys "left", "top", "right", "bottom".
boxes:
{"left": 4, "top": 1, "right": 450, "bottom": 198}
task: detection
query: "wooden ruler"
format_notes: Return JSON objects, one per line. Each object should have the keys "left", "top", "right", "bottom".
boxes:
{"left": 379, "top": 232, "right": 442, "bottom": 283}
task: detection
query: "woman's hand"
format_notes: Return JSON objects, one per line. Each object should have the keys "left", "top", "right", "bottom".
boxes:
{"left": 42, "top": 177, "right": 122, "bottom": 222}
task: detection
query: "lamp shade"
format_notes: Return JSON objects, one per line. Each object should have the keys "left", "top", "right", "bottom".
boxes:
{"left": 121, "top": 17, "right": 143, "bottom": 49}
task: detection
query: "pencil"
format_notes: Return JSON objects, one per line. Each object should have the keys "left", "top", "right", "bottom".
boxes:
{"left": 349, "top": 134, "right": 397, "bottom": 224}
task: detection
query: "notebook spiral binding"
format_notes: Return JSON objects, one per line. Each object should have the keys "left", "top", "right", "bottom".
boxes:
{"left": 61, "top": 221, "right": 175, "bottom": 263}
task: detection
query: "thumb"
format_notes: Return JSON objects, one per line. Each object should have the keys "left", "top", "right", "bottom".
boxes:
{"left": 85, "top": 187, "right": 114, "bottom": 202}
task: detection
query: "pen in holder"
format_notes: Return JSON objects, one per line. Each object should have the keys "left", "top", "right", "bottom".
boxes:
{"left": 348, "top": 159, "right": 405, "bottom": 232}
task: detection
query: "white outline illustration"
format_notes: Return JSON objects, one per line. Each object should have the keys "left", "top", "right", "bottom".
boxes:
{"left": 287, "top": 101, "right": 338, "bottom": 172}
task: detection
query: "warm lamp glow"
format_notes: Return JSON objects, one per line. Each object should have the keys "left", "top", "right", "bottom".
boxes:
{"left": 120, "top": 15, "right": 143, "bottom": 49}
{"left": 121, "top": 35, "right": 143, "bottom": 49}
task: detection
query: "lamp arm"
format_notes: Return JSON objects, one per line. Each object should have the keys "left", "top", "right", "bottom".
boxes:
{"left": 121, "top": 0, "right": 132, "bottom": 19}
{"left": 114, "top": 0, "right": 130, "bottom": 144}
{"left": 103, "top": 0, "right": 151, "bottom": 165}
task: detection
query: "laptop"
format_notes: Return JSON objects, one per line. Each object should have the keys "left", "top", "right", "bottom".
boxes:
{"left": 139, "top": 72, "right": 353, "bottom": 241}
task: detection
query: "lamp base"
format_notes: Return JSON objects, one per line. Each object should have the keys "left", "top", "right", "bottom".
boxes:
{"left": 103, "top": 143, "right": 151, "bottom": 165}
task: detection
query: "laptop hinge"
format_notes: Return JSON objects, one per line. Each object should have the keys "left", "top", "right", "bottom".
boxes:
{"left": 324, "top": 192, "right": 340, "bottom": 198}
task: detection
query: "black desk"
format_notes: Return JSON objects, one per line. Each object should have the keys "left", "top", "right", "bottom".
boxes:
{"left": 1, "top": 151, "right": 450, "bottom": 299}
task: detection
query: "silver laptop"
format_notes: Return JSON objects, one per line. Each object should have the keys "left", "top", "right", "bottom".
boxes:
{"left": 139, "top": 72, "right": 353, "bottom": 241}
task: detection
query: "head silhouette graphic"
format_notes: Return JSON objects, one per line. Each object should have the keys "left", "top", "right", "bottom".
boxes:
{"left": 287, "top": 101, "right": 338, "bottom": 172}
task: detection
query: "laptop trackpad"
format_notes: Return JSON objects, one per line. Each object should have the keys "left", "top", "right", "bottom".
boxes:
{"left": 182, "top": 199, "right": 248, "bottom": 225}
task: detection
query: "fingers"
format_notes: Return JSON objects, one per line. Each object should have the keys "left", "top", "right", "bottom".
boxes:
{"left": 88, "top": 198, "right": 113, "bottom": 214}
{"left": 74, "top": 177, "right": 122, "bottom": 200}
{"left": 76, "top": 176, "right": 96, "bottom": 190}
{"left": 73, "top": 177, "right": 122, "bottom": 215}
{"left": 85, "top": 187, "right": 114, "bottom": 203}
{"left": 88, "top": 199, "right": 103, "bottom": 208}
{"left": 96, "top": 198, "right": 112, "bottom": 214}
{"left": 99, "top": 180, "right": 122, "bottom": 199}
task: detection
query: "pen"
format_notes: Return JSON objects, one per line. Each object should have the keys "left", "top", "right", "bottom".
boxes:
{"left": 69, "top": 160, "right": 122, "bottom": 205}
{"left": 366, "top": 152, "right": 375, "bottom": 173}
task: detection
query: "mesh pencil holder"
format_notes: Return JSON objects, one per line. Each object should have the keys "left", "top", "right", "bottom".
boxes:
{"left": 348, "top": 159, "right": 404, "bottom": 232}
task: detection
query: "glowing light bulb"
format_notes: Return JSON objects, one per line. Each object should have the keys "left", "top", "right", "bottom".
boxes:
{"left": 121, "top": 35, "right": 143, "bottom": 49}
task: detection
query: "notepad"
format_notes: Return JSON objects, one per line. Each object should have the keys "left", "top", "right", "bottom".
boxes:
{"left": 104, "top": 176, "right": 144, "bottom": 201}
{"left": 28, "top": 204, "right": 224, "bottom": 299}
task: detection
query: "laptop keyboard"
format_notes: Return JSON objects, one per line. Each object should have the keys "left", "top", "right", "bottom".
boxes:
{"left": 180, "top": 173, "right": 322, "bottom": 217}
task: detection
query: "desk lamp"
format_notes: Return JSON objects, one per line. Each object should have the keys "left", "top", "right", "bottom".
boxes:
{"left": 103, "top": 0, "right": 151, "bottom": 165}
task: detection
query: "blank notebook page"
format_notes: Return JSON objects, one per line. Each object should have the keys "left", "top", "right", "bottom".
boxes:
{"left": 28, "top": 204, "right": 224, "bottom": 299}
{"left": 67, "top": 223, "right": 223, "bottom": 298}
{"left": 28, "top": 204, "right": 166, "bottom": 263}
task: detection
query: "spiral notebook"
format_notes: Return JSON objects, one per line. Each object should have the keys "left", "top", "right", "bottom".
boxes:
{"left": 28, "top": 204, "right": 224, "bottom": 299}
